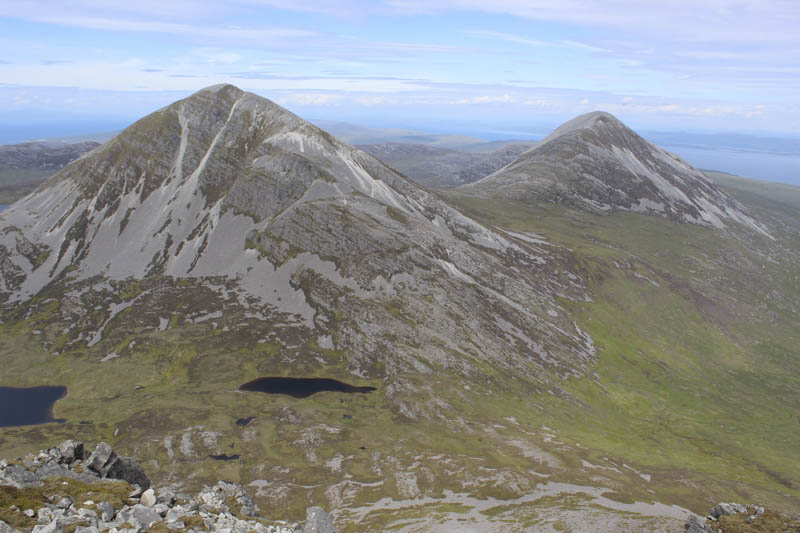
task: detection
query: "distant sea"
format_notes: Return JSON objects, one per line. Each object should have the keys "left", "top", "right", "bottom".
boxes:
{"left": 664, "top": 146, "right": 800, "bottom": 186}
{"left": 0, "top": 120, "right": 129, "bottom": 145}
{"left": 0, "top": 205, "right": 7, "bottom": 212}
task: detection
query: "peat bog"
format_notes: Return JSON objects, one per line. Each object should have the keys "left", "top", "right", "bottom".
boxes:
{"left": 238, "top": 377, "right": 376, "bottom": 399}
{"left": 0, "top": 386, "right": 67, "bottom": 427}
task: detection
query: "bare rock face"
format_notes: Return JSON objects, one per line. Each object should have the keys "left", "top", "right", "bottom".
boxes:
{"left": 465, "top": 111, "right": 768, "bottom": 235}
{"left": 0, "top": 84, "right": 596, "bottom": 389}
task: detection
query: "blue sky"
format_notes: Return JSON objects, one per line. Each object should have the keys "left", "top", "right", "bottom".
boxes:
{"left": 1, "top": 0, "right": 799, "bottom": 138}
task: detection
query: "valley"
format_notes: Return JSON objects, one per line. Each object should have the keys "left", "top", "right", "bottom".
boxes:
{"left": 0, "top": 85, "right": 798, "bottom": 532}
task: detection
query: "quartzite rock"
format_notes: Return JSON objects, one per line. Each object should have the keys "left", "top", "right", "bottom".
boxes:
{"left": 710, "top": 502, "right": 748, "bottom": 518}
{"left": 303, "top": 507, "right": 337, "bottom": 533}
{"left": 684, "top": 515, "right": 715, "bottom": 533}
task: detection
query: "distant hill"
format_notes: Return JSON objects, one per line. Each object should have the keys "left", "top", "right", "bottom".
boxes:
{"left": 707, "top": 169, "right": 800, "bottom": 212}
{"left": 0, "top": 140, "right": 100, "bottom": 203}
{"left": 464, "top": 111, "right": 767, "bottom": 234}
{"left": 357, "top": 141, "right": 533, "bottom": 188}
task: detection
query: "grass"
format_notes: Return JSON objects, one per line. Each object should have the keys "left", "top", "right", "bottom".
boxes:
{"left": 1, "top": 190, "right": 799, "bottom": 530}
{"left": 713, "top": 510, "right": 800, "bottom": 532}
{"left": 443, "top": 192, "right": 800, "bottom": 510}
{"left": 0, "top": 477, "right": 133, "bottom": 529}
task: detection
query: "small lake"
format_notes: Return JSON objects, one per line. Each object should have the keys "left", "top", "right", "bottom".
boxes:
{"left": 239, "top": 377, "right": 376, "bottom": 398}
{"left": 0, "top": 386, "right": 67, "bottom": 427}
{"left": 0, "top": 205, "right": 8, "bottom": 212}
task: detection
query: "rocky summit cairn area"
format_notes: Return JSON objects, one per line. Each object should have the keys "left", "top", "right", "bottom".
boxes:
{"left": 0, "top": 440, "right": 336, "bottom": 533}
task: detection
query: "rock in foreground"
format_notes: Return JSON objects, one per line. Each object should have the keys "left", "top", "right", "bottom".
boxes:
{"left": 0, "top": 440, "right": 334, "bottom": 533}
{"left": 684, "top": 501, "right": 798, "bottom": 532}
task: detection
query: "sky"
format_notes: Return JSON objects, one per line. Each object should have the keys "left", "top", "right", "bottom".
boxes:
{"left": 1, "top": 0, "right": 799, "bottom": 140}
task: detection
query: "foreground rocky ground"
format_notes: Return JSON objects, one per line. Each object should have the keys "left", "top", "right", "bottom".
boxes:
{"left": 0, "top": 440, "right": 335, "bottom": 533}
{"left": 3, "top": 440, "right": 799, "bottom": 532}
{"left": 684, "top": 502, "right": 800, "bottom": 532}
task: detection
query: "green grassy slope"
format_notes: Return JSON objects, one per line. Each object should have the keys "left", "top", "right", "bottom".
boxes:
{"left": 1, "top": 182, "right": 799, "bottom": 530}
{"left": 444, "top": 191, "right": 800, "bottom": 511}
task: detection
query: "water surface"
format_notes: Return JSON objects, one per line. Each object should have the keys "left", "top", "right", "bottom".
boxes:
{"left": 0, "top": 386, "right": 67, "bottom": 427}
{"left": 239, "top": 377, "right": 376, "bottom": 398}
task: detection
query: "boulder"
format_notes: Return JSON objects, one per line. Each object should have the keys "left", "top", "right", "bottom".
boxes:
{"left": 140, "top": 488, "right": 156, "bottom": 507}
{"left": 303, "top": 507, "right": 337, "bottom": 533}
{"left": 684, "top": 515, "right": 715, "bottom": 533}
{"left": 96, "top": 501, "right": 115, "bottom": 522}
{"left": 710, "top": 502, "right": 748, "bottom": 518}
{"left": 0, "top": 518, "right": 21, "bottom": 533}
{"left": 86, "top": 443, "right": 116, "bottom": 475}
{"left": 31, "top": 520, "right": 63, "bottom": 533}
{"left": 106, "top": 456, "right": 150, "bottom": 489}
{"left": 86, "top": 443, "right": 149, "bottom": 489}
{"left": 117, "top": 504, "right": 161, "bottom": 529}
{"left": 57, "top": 440, "right": 85, "bottom": 464}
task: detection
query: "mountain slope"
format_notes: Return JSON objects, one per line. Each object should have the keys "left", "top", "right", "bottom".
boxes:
{"left": 465, "top": 111, "right": 767, "bottom": 235}
{"left": 0, "top": 84, "right": 593, "bottom": 385}
{"left": 3, "top": 90, "right": 798, "bottom": 530}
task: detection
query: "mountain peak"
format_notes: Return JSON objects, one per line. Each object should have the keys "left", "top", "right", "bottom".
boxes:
{"left": 542, "top": 111, "right": 621, "bottom": 142}
{"left": 195, "top": 83, "right": 242, "bottom": 95}
{"left": 466, "top": 112, "right": 769, "bottom": 236}
{"left": 0, "top": 87, "right": 596, "bottom": 384}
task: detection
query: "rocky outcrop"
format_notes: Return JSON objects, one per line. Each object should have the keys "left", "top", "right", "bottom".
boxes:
{"left": 0, "top": 441, "right": 149, "bottom": 491}
{"left": 684, "top": 502, "right": 776, "bottom": 532}
{"left": 0, "top": 440, "right": 334, "bottom": 533}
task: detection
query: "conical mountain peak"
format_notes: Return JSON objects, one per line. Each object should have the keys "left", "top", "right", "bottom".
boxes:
{"left": 467, "top": 112, "right": 768, "bottom": 236}
{"left": 0, "top": 86, "right": 596, "bottom": 385}
{"left": 539, "top": 111, "right": 624, "bottom": 144}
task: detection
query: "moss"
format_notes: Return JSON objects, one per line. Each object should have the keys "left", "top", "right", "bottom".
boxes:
{"left": 33, "top": 249, "right": 51, "bottom": 268}
{"left": 119, "top": 280, "right": 143, "bottom": 301}
{"left": 0, "top": 477, "right": 133, "bottom": 529}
